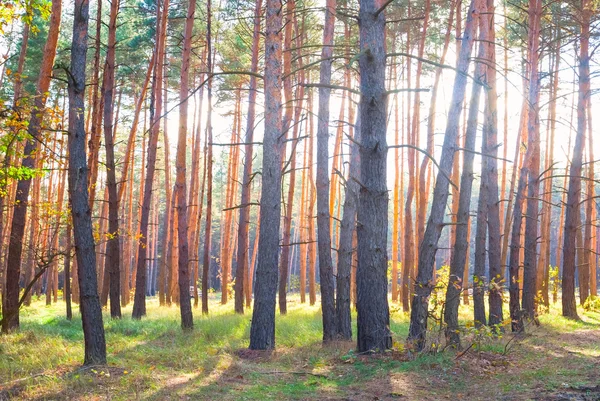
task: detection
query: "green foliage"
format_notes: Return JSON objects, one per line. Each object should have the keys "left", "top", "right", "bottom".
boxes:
{"left": 583, "top": 295, "right": 600, "bottom": 312}
{"left": 0, "top": 0, "right": 51, "bottom": 34}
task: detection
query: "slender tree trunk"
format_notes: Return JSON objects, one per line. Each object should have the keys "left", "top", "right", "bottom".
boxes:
{"left": 278, "top": 0, "right": 299, "bottom": 315}
{"left": 174, "top": 0, "right": 196, "bottom": 330}
{"left": 444, "top": 27, "right": 485, "bottom": 346}
{"left": 562, "top": 0, "right": 590, "bottom": 319}
{"left": 307, "top": 89, "right": 317, "bottom": 306}
{"left": 2, "top": 0, "right": 62, "bottom": 333}
{"left": 67, "top": 0, "right": 107, "bottom": 365}
{"left": 234, "top": 0, "right": 262, "bottom": 314}
{"left": 521, "top": 0, "right": 542, "bottom": 322}
{"left": 481, "top": 0, "right": 503, "bottom": 328}
{"left": 65, "top": 221, "right": 73, "bottom": 320}
{"left": 87, "top": 0, "right": 103, "bottom": 206}
{"left": 315, "top": 0, "right": 337, "bottom": 342}
{"left": 132, "top": 0, "right": 168, "bottom": 319}
{"left": 407, "top": 0, "right": 480, "bottom": 351}
{"left": 336, "top": 106, "right": 360, "bottom": 341}
{"left": 102, "top": 0, "right": 122, "bottom": 319}
{"left": 249, "top": 0, "right": 283, "bottom": 349}
{"left": 202, "top": 0, "right": 214, "bottom": 315}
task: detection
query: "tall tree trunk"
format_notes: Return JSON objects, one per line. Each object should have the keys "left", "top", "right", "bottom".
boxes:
{"left": 2, "top": 0, "right": 62, "bottom": 333}
{"left": 249, "top": 0, "right": 283, "bottom": 349}
{"left": 481, "top": 0, "right": 503, "bottom": 328}
{"left": 356, "top": 0, "right": 391, "bottom": 353}
{"left": 174, "top": 0, "right": 196, "bottom": 330}
{"left": 132, "top": 0, "right": 168, "bottom": 319}
{"left": 234, "top": 0, "right": 262, "bottom": 314}
{"left": 307, "top": 89, "right": 317, "bottom": 306}
{"left": 87, "top": 0, "right": 103, "bottom": 206}
{"left": 102, "top": 0, "right": 122, "bottom": 319}
{"left": 67, "top": 0, "right": 107, "bottom": 365}
{"left": 444, "top": 26, "right": 485, "bottom": 346}
{"left": 201, "top": 0, "right": 214, "bottom": 315}
{"left": 521, "top": 0, "right": 542, "bottom": 322}
{"left": 278, "top": 0, "right": 299, "bottom": 315}
{"left": 315, "top": 0, "right": 337, "bottom": 342}
{"left": 562, "top": 0, "right": 590, "bottom": 319}
{"left": 407, "top": 0, "right": 480, "bottom": 351}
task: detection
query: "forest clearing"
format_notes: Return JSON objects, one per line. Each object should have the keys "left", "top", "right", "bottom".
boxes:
{"left": 1, "top": 295, "right": 599, "bottom": 400}
{"left": 0, "top": 0, "right": 599, "bottom": 399}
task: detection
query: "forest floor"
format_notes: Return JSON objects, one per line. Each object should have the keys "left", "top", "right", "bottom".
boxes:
{"left": 1, "top": 295, "right": 599, "bottom": 401}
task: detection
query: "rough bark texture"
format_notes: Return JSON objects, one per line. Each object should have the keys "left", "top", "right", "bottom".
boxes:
{"left": 249, "top": 0, "right": 283, "bottom": 349}
{"left": 407, "top": 0, "right": 479, "bottom": 352}
{"left": 356, "top": 0, "right": 391, "bottom": 353}
{"left": 67, "top": 0, "right": 107, "bottom": 365}
{"left": 2, "top": 0, "right": 61, "bottom": 333}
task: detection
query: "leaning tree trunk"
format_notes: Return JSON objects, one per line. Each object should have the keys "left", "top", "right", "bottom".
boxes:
{"left": 2, "top": 0, "right": 61, "bottom": 333}
{"left": 249, "top": 0, "right": 283, "bottom": 350}
{"left": 444, "top": 29, "right": 485, "bottom": 347}
{"left": 67, "top": 0, "right": 107, "bottom": 365}
{"left": 562, "top": 0, "right": 590, "bottom": 320}
{"left": 407, "top": 0, "right": 480, "bottom": 352}
{"left": 356, "top": 0, "right": 392, "bottom": 353}
{"left": 315, "top": 0, "right": 337, "bottom": 342}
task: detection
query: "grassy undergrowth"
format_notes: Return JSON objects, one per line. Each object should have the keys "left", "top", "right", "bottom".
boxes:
{"left": 1, "top": 295, "right": 599, "bottom": 400}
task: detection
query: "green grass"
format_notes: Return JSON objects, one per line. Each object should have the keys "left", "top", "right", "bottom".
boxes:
{"left": 1, "top": 295, "right": 599, "bottom": 400}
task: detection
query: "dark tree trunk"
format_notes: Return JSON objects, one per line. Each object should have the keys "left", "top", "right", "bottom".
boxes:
{"left": 407, "top": 0, "right": 480, "bottom": 352}
{"left": 67, "top": 0, "right": 107, "bottom": 365}
{"left": 249, "top": 0, "right": 283, "bottom": 350}
{"left": 356, "top": 0, "right": 391, "bottom": 353}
